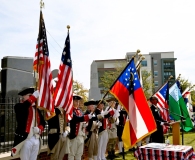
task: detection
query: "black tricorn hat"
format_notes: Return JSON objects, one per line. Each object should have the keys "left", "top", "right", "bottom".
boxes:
{"left": 95, "top": 100, "right": 106, "bottom": 105}
{"left": 84, "top": 100, "right": 96, "bottom": 106}
{"left": 18, "top": 87, "right": 35, "bottom": 96}
{"left": 73, "top": 94, "right": 82, "bottom": 100}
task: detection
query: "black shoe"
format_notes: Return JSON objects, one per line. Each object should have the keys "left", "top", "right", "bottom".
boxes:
{"left": 112, "top": 150, "right": 119, "bottom": 158}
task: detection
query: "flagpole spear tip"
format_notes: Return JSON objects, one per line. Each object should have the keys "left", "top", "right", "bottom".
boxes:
{"left": 40, "top": 0, "right": 45, "bottom": 10}
{"left": 168, "top": 75, "right": 173, "bottom": 80}
{"left": 67, "top": 25, "right": 70, "bottom": 30}
{"left": 137, "top": 49, "right": 141, "bottom": 54}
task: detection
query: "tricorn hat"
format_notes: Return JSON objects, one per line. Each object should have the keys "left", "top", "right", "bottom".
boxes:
{"left": 84, "top": 100, "right": 96, "bottom": 106}
{"left": 73, "top": 94, "right": 82, "bottom": 100}
{"left": 95, "top": 100, "right": 106, "bottom": 105}
{"left": 18, "top": 87, "right": 34, "bottom": 96}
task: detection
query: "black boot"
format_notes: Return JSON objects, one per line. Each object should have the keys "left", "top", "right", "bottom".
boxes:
{"left": 112, "top": 150, "right": 119, "bottom": 158}
{"left": 106, "top": 151, "right": 113, "bottom": 159}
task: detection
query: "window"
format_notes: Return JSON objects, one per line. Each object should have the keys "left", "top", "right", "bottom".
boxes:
{"left": 154, "top": 71, "right": 158, "bottom": 77}
{"left": 154, "top": 81, "right": 158, "bottom": 87}
{"left": 153, "top": 60, "right": 157, "bottom": 66}
{"left": 141, "top": 60, "right": 147, "bottom": 67}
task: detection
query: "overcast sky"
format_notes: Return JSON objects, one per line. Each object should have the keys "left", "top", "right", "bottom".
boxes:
{"left": 1, "top": 0, "right": 195, "bottom": 89}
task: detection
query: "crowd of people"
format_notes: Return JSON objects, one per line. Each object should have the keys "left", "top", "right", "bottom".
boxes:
{"left": 11, "top": 87, "right": 170, "bottom": 160}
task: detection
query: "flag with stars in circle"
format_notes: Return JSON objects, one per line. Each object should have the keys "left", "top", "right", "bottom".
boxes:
{"left": 109, "top": 58, "right": 156, "bottom": 147}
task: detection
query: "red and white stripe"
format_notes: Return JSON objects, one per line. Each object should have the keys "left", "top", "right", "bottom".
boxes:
{"left": 54, "top": 60, "right": 73, "bottom": 120}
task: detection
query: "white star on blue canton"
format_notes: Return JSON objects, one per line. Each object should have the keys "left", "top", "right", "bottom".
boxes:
{"left": 63, "top": 51, "right": 66, "bottom": 55}
{"left": 67, "top": 59, "right": 71, "bottom": 63}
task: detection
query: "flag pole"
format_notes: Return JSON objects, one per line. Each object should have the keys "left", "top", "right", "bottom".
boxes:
{"left": 150, "top": 75, "right": 173, "bottom": 98}
{"left": 34, "top": 0, "right": 44, "bottom": 126}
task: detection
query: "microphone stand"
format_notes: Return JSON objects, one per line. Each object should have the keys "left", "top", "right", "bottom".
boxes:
{"left": 163, "top": 108, "right": 186, "bottom": 145}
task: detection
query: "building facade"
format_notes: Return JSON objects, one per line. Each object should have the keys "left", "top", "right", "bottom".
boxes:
{"left": 89, "top": 51, "right": 176, "bottom": 100}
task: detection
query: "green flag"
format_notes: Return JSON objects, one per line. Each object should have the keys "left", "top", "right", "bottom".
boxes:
{"left": 169, "top": 82, "right": 193, "bottom": 132}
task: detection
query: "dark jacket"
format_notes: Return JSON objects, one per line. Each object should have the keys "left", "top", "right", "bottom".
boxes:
{"left": 68, "top": 108, "right": 88, "bottom": 139}
{"left": 13, "top": 100, "right": 45, "bottom": 148}
{"left": 47, "top": 108, "right": 62, "bottom": 152}
{"left": 150, "top": 104, "right": 166, "bottom": 143}
{"left": 117, "top": 109, "right": 127, "bottom": 141}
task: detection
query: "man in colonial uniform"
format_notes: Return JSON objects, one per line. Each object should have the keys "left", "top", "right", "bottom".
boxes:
{"left": 106, "top": 99, "right": 120, "bottom": 159}
{"left": 11, "top": 87, "right": 45, "bottom": 160}
{"left": 94, "top": 100, "right": 115, "bottom": 160}
{"left": 47, "top": 107, "right": 70, "bottom": 160}
{"left": 117, "top": 105, "right": 128, "bottom": 155}
{"left": 84, "top": 100, "right": 99, "bottom": 160}
{"left": 67, "top": 95, "right": 93, "bottom": 160}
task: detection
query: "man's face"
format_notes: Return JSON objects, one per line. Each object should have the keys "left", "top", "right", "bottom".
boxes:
{"left": 98, "top": 103, "right": 104, "bottom": 110}
{"left": 151, "top": 99, "right": 158, "bottom": 105}
{"left": 88, "top": 105, "right": 95, "bottom": 112}
{"left": 73, "top": 99, "right": 80, "bottom": 108}
{"left": 21, "top": 93, "right": 32, "bottom": 102}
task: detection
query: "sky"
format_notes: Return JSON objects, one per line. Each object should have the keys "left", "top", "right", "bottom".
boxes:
{"left": 1, "top": 0, "right": 195, "bottom": 90}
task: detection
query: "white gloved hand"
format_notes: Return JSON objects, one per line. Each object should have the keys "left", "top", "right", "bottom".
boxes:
{"left": 115, "top": 118, "right": 119, "bottom": 125}
{"left": 33, "top": 127, "right": 40, "bottom": 134}
{"left": 63, "top": 130, "right": 69, "bottom": 138}
{"left": 101, "top": 112, "right": 105, "bottom": 117}
{"left": 33, "top": 90, "right": 39, "bottom": 98}
{"left": 113, "top": 110, "right": 119, "bottom": 118}
{"left": 103, "top": 110, "right": 110, "bottom": 115}
{"left": 88, "top": 114, "right": 93, "bottom": 119}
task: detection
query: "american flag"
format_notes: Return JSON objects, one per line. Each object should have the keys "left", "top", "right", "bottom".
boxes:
{"left": 33, "top": 11, "right": 55, "bottom": 120}
{"left": 53, "top": 29, "right": 73, "bottom": 121}
{"left": 153, "top": 82, "right": 170, "bottom": 133}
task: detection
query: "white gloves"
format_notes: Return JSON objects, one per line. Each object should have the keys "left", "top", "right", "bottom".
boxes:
{"left": 113, "top": 110, "right": 119, "bottom": 118}
{"left": 101, "top": 112, "right": 105, "bottom": 117}
{"left": 33, "top": 127, "right": 40, "bottom": 134}
{"left": 88, "top": 114, "right": 93, "bottom": 119}
{"left": 33, "top": 90, "right": 39, "bottom": 98}
{"left": 63, "top": 130, "right": 69, "bottom": 138}
{"left": 115, "top": 118, "right": 119, "bottom": 125}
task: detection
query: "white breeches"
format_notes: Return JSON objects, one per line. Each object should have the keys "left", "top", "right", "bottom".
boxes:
{"left": 97, "top": 130, "right": 108, "bottom": 160}
{"left": 20, "top": 136, "right": 40, "bottom": 160}
{"left": 68, "top": 135, "right": 84, "bottom": 160}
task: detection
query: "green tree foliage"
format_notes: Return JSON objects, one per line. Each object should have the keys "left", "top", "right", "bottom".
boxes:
{"left": 179, "top": 77, "right": 195, "bottom": 105}
{"left": 142, "top": 70, "right": 154, "bottom": 99}
{"left": 73, "top": 80, "right": 89, "bottom": 111}
{"left": 100, "top": 62, "right": 153, "bottom": 99}
{"left": 73, "top": 80, "right": 88, "bottom": 101}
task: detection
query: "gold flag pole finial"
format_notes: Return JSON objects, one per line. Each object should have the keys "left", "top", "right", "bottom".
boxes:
{"left": 67, "top": 25, "right": 70, "bottom": 30}
{"left": 40, "top": 0, "right": 45, "bottom": 10}
{"left": 168, "top": 75, "right": 173, "bottom": 81}
{"left": 177, "top": 74, "right": 181, "bottom": 80}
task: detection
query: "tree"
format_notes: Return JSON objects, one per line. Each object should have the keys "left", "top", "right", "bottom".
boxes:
{"left": 100, "top": 61, "right": 154, "bottom": 99}
{"left": 179, "top": 77, "right": 195, "bottom": 105}
{"left": 73, "top": 80, "right": 89, "bottom": 111}
{"left": 142, "top": 70, "right": 154, "bottom": 99}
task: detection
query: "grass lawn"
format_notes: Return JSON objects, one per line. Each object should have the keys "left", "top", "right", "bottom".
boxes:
{"left": 113, "top": 131, "right": 195, "bottom": 160}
